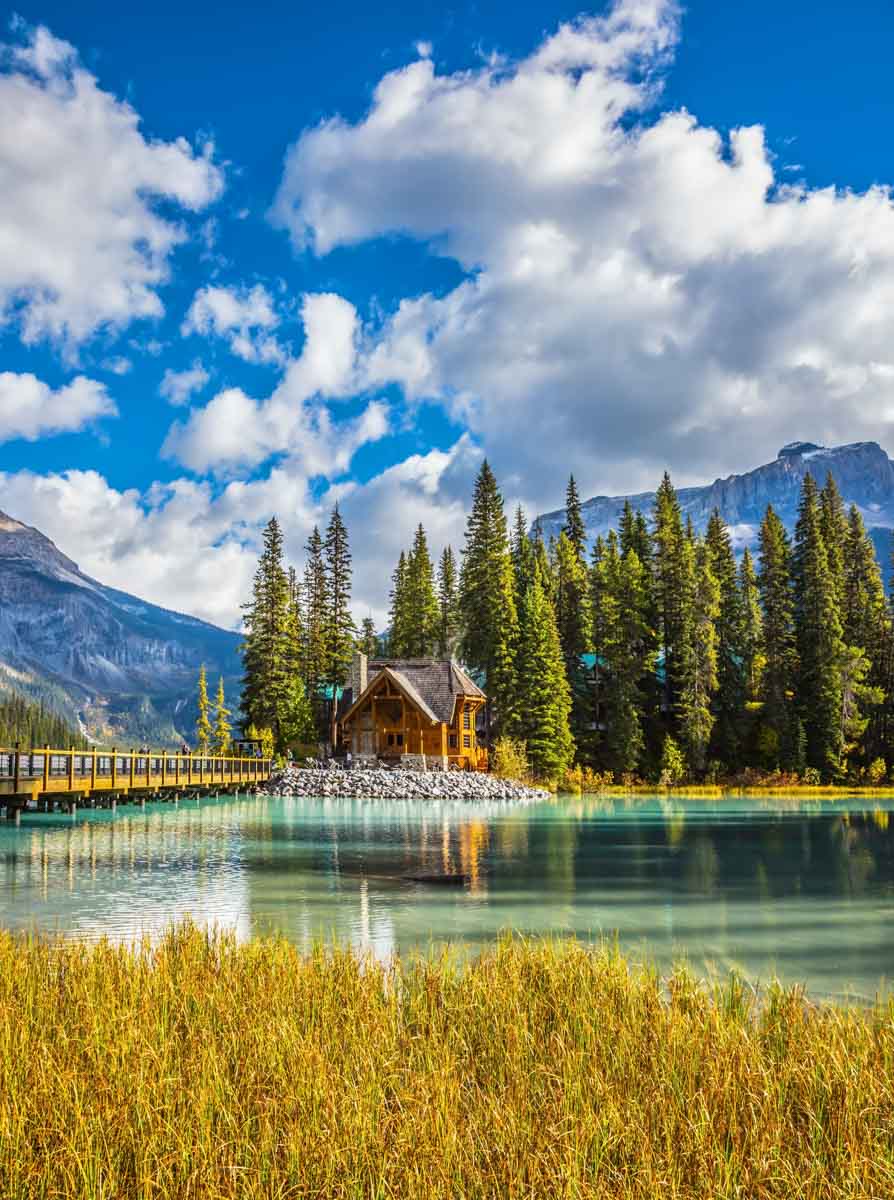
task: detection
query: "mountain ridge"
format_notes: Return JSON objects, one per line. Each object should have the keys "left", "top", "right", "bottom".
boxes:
{"left": 0, "top": 508, "right": 242, "bottom": 746}
{"left": 533, "top": 441, "right": 894, "bottom": 561}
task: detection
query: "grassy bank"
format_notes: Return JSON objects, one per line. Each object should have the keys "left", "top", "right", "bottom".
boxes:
{"left": 1, "top": 928, "right": 893, "bottom": 1198}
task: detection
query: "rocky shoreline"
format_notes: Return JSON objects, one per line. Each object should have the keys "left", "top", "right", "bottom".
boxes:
{"left": 260, "top": 765, "right": 550, "bottom": 802}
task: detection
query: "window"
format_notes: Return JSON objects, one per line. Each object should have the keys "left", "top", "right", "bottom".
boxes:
{"left": 463, "top": 708, "right": 471, "bottom": 730}
{"left": 387, "top": 733, "right": 395, "bottom": 747}
{"left": 448, "top": 734, "right": 458, "bottom": 749}
{"left": 463, "top": 734, "right": 471, "bottom": 749}
{"left": 396, "top": 733, "right": 404, "bottom": 747}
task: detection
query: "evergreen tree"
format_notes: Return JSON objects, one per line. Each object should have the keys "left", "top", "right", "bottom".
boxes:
{"left": 195, "top": 664, "right": 212, "bottom": 752}
{"left": 403, "top": 524, "right": 440, "bottom": 656}
{"left": 792, "top": 475, "right": 845, "bottom": 775}
{"left": 706, "top": 510, "right": 747, "bottom": 767}
{"left": 596, "top": 534, "right": 656, "bottom": 773}
{"left": 322, "top": 504, "right": 354, "bottom": 690}
{"left": 757, "top": 505, "right": 797, "bottom": 766}
{"left": 842, "top": 504, "right": 887, "bottom": 657}
{"left": 554, "top": 529, "right": 593, "bottom": 752}
{"left": 738, "top": 547, "right": 764, "bottom": 702}
{"left": 358, "top": 616, "right": 379, "bottom": 659}
{"left": 651, "top": 473, "right": 691, "bottom": 722}
{"left": 302, "top": 526, "right": 327, "bottom": 699}
{"left": 279, "top": 677, "right": 316, "bottom": 751}
{"left": 515, "top": 564, "right": 574, "bottom": 779}
{"left": 0, "top": 695, "right": 86, "bottom": 749}
{"left": 388, "top": 551, "right": 409, "bottom": 657}
{"left": 211, "top": 677, "right": 231, "bottom": 754}
{"left": 679, "top": 540, "right": 719, "bottom": 773}
{"left": 240, "top": 517, "right": 293, "bottom": 753}
{"left": 511, "top": 505, "right": 536, "bottom": 610}
{"left": 819, "top": 472, "right": 848, "bottom": 609}
{"left": 563, "top": 475, "right": 587, "bottom": 558}
{"left": 459, "top": 461, "right": 519, "bottom": 735}
{"left": 436, "top": 546, "right": 461, "bottom": 657}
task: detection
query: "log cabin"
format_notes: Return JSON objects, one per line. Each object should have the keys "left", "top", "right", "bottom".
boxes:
{"left": 339, "top": 653, "right": 487, "bottom": 770}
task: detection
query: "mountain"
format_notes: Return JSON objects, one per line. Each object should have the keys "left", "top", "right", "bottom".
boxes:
{"left": 0, "top": 509, "right": 242, "bottom": 747}
{"left": 533, "top": 441, "right": 894, "bottom": 569}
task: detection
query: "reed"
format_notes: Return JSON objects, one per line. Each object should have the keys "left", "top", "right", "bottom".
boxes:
{"left": 1, "top": 925, "right": 892, "bottom": 1199}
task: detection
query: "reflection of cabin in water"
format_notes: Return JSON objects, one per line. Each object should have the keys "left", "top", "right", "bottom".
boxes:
{"left": 339, "top": 653, "right": 487, "bottom": 770}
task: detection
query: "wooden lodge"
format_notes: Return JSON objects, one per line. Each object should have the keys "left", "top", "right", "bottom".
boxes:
{"left": 339, "top": 654, "right": 487, "bottom": 771}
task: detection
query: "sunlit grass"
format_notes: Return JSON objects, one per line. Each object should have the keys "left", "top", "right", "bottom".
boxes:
{"left": 1, "top": 925, "right": 892, "bottom": 1198}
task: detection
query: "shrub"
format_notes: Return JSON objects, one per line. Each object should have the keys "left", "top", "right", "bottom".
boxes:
{"left": 659, "top": 734, "right": 686, "bottom": 786}
{"left": 491, "top": 737, "right": 529, "bottom": 782}
{"left": 802, "top": 766, "right": 822, "bottom": 786}
{"left": 868, "top": 757, "right": 887, "bottom": 786}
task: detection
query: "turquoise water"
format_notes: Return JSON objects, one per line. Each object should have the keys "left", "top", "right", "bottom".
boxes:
{"left": 2, "top": 792, "right": 894, "bottom": 1000}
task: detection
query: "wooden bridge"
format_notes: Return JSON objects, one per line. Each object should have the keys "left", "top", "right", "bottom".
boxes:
{"left": 0, "top": 746, "right": 273, "bottom": 823}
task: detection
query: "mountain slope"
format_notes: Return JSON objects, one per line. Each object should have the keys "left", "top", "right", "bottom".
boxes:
{"left": 0, "top": 510, "right": 242, "bottom": 746}
{"left": 533, "top": 442, "right": 894, "bottom": 559}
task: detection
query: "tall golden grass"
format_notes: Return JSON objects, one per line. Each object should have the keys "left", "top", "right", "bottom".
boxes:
{"left": 1, "top": 925, "right": 892, "bottom": 1198}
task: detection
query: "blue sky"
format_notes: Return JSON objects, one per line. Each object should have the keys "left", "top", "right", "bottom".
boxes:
{"left": 2, "top": 0, "right": 894, "bottom": 627}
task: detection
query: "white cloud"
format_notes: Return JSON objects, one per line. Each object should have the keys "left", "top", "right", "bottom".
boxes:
{"left": 0, "top": 436, "right": 478, "bottom": 628}
{"left": 159, "top": 361, "right": 210, "bottom": 407}
{"left": 165, "top": 292, "right": 386, "bottom": 474}
{"left": 101, "top": 356, "right": 132, "bottom": 375}
{"left": 273, "top": 0, "right": 894, "bottom": 502}
{"left": 0, "top": 372, "right": 117, "bottom": 442}
{"left": 0, "top": 23, "right": 223, "bottom": 350}
{"left": 182, "top": 283, "right": 283, "bottom": 364}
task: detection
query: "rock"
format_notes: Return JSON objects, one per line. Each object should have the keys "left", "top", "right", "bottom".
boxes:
{"left": 258, "top": 766, "right": 549, "bottom": 803}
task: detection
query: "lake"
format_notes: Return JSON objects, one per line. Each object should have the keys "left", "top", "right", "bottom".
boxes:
{"left": 2, "top": 791, "right": 894, "bottom": 1001}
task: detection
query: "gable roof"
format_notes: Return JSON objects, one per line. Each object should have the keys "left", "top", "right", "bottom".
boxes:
{"left": 343, "top": 658, "right": 485, "bottom": 726}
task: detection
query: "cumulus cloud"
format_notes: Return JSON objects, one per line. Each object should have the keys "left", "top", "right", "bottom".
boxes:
{"left": 159, "top": 361, "right": 210, "bottom": 407}
{"left": 0, "top": 372, "right": 117, "bottom": 442}
{"left": 0, "top": 23, "right": 223, "bottom": 349}
{"left": 273, "top": 0, "right": 894, "bottom": 501}
{"left": 0, "top": 435, "right": 478, "bottom": 628}
{"left": 165, "top": 292, "right": 385, "bottom": 474}
{"left": 182, "top": 283, "right": 283, "bottom": 364}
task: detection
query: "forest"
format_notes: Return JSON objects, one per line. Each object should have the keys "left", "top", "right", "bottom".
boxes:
{"left": 240, "top": 460, "right": 892, "bottom": 785}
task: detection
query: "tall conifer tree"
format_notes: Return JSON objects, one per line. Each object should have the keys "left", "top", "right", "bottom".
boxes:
{"left": 322, "top": 504, "right": 354, "bottom": 690}
{"left": 241, "top": 516, "right": 292, "bottom": 748}
{"left": 437, "top": 546, "right": 461, "bottom": 657}
{"left": 459, "top": 461, "right": 519, "bottom": 735}
{"left": 195, "top": 664, "right": 212, "bottom": 752}
{"left": 679, "top": 540, "right": 719, "bottom": 773}
{"left": 358, "top": 616, "right": 379, "bottom": 659}
{"left": 739, "top": 547, "right": 764, "bottom": 702}
{"left": 757, "top": 505, "right": 799, "bottom": 768}
{"left": 652, "top": 473, "right": 690, "bottom": 722}
{"left": 403, "top": 524, "right": 439, "bottom": 656}
{"left": 563, "top": 475, "right": 587, "bottom": 558}
{"left": 302, "top": 526, "right": 327, "bottom": 699}
{"left": 515, "top": 564, "right": 574, "bottom": 779}
{"left": 211, "top": 677, "right": 231, "bottom": 754}
{"left": 706, "top": 510, "right": 747, "bottom": 767}
{"left": 388, "top": 551, "right": 409, "bottom": 657}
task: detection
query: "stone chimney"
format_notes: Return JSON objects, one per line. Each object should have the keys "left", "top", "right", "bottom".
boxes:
{"left": 350, "top": 651, "right": 368, "bottom": 699}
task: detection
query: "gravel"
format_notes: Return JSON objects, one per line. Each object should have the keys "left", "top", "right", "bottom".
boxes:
{"left": 259, "top": 764, "right": 549, "bottom": 803}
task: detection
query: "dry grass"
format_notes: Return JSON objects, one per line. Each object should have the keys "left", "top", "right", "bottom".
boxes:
{"left": 1, "top": 926, "right": 893, "bottom": 1199}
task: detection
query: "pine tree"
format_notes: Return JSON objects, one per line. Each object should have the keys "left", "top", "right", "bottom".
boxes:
{"left": 739, "top": 547, "right": 764, "bottom": 702}
{"left": 757, "top": 505, "right": 797, "bottom": 767}
{"left": 302, "top": 526, "right": 327, "bottom": 699}
{"left": 195, "top": 664, "right": 212, "bottom": 752}
{"left": 679, "top": 540, "right": 719, "bottom": 773}
{"left": 596, "top": 534, "right": 656, "bottom": 773}
{"left": 706, "top": 510, "right": 747, "bottom": 767}
{"left": 563, "top": 475, "right": 587, "bottom": 559}
{"left": 436, "top": 546, "right": 461, "bottom": 657}
{"left": 459, "top": 461, "right": 519, "bottom": 735}
{"left": 403, "top": 524, "right": 440, "bottom": 656}
{"left": 211, "top": 676, "right": 231, "bottom": 754}
{"left": 819, "top": 472, "right": 848, "bottom": 609}
{"left": 322, "top": 504, "right": 354, "bottom": 690}
{"left": 358, "top": 616, "right": 379, "bottom": 658}
{"left": 511, "top": 505, "right": 536, "bottom": 610}
{"left": 515, "top": 564, "right": 574, "bottom": 779}
{"left": 554, "top": 529, "right": 593, "bottom": 752}
{"left": 388, "top": 551, "right": 409, "bottom": 657}
{"left": 793, "top": 475, "right": 845, "bottom": 776}
{"left": 652, "top": 473, "right": 691, "bottom": 723}
{"left": 240, "top": 516, "right": 293, "bottom": 753}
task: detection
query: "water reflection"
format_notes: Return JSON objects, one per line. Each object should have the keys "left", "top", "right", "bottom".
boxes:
{"left": 2, "top": 793, "right": 894, "bottom": 999}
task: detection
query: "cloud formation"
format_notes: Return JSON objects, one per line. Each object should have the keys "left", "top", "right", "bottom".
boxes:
{"left": 182, "top": 283, "right": 283, "bottom": 364}
{"left": 274, "top": 0, "right": 894, "bottom": 498}
{"left": 0, "top": 24, "right": 223, "bottom": 350}
{"left": 159, "top": 361, "right": 210, "bottom": 407}
{"left": 0, "top": 372, "right": 116, "bottom": 442}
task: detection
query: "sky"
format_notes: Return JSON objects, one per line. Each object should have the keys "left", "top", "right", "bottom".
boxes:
{"left": 2, "top": 0, "right": 894, "bottom": 629}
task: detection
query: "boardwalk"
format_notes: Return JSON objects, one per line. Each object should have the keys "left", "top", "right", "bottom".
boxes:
{"left": 0, "top": 746, "right": 272, "bottom": 822}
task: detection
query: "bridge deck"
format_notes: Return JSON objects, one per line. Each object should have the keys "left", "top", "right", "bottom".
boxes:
{"left": 0, "top": 747, "right": 272, "bottom": 813}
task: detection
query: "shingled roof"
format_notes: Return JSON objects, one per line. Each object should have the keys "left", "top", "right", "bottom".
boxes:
{"left": 364, "top": 658, "right": 485, "bottom": 725}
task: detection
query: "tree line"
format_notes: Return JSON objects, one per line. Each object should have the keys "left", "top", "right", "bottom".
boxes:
{"left": 238, "top": 457, "right": 894, "bottom": 784}
{"left": 0, "top": 694, "right": 86, "bottom": 750}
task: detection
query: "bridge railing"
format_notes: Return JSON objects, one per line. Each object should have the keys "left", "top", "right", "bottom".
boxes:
{"left": 0, "top": 746, "right": 272, "bottom": 794}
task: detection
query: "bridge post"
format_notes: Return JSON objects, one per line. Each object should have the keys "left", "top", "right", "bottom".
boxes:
{"left": 129, "top": 751, "right": 135, "bottom": 790}
{"left": 68, "top": 745, "right": 75, "bottom": 792}
{"left": 111, "top": 748, "right": 117, "bottom": 790}
{"left": 13, "top": 742, "right": 20, "bottom": 794}
{"left": 90, "top": 749, "right": 96, "bottom": 792}
{"left": 42, "top": 744, "right": 49, "bottom": 795}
